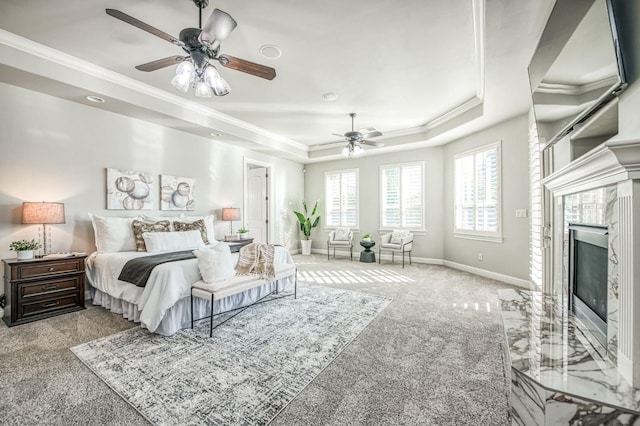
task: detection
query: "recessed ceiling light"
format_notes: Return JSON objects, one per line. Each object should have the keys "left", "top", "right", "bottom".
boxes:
{"left": 259, "top": 44, "right": 282, "bottom": 60}
{"left": 322, "top": 92, "right": 338, "bottom": 102}
{"left": 85, "top": 95, "right": 105, "bottom": 103}
{"left": 210, "top": 132, "right": 221, "bottom": 137}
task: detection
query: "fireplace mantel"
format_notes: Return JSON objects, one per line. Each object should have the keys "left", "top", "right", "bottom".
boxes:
{"left": 543, "top": 140, "right": 640, "bottom": 196}
{"left": 541, "top": 139, "right": 640, "bottom": 389}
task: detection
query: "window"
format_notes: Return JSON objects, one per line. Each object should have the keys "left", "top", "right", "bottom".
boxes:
{"left": 380, "top": 161, "right": 424, "bottom": 230}
{"left": 325, "top": 169, "right": 358, "bottom": 228}
{"left": 454, "top": 142, "right": 502, "bottom": 241}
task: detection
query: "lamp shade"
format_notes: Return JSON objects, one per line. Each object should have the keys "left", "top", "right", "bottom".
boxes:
{"left": 21, "top": 202, "right": 65, "bottom": 224}
{"left": 221, "top": 207, "right": 240, "bottom": 221}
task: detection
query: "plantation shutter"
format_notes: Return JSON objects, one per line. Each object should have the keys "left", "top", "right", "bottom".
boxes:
{"left": 454, "top": 143, "right": 501, "bottom": 237}
{"left": 381, "top": 162, "right": 424, "bottom": 229}
{"left": 325, "top": 170, "right": 358, "bottom": 228}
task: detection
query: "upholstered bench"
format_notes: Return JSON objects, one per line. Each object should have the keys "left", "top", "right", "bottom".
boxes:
{"left": 191, "top": 262, "right": 297, "bottom": 336}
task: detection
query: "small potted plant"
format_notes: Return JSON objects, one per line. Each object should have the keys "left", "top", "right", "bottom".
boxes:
{"left": 9, "top": 239, "right": 42, "bottom": 260}
{"left": 362, "top": 233, "right": 371, "bottom": 242}
{"left": 237, "top": 226, "right": 249, "bottom": 240}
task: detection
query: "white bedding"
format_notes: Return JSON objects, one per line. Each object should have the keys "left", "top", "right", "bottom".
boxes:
{"left": 86, "top": 246, "right": 294, "bottom": 335}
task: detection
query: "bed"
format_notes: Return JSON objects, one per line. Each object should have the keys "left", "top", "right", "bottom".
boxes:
{"left": 85, "top": 213, "right": 295, "bottom": 336}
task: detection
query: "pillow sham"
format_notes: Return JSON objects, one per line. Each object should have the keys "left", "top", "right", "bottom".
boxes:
{"left": 173, "top": 219, "right": 209, "bottom": 245}
{"left": 180, "top": 214, "right": 216, "bottom": 245}
{"left": 142, "top": 230, "right": 205, "bottom": 253}
{"left": 132, "top": 219, "right": 171, "bottom": 252}
{"left": 88, "top": 213, "right": 140, "bottom": 253}
{"left": 193, "top": 243, "right": 235, "bottom": 283}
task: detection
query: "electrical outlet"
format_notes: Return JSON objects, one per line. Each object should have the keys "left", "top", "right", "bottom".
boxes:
{"left": 516, "top": 209, "right": 528, "bottom": 218}
{"left": 478, "top": 253, "right": 483, "bottom": 261}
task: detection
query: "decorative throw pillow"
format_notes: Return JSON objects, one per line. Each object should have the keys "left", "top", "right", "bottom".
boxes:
{"left": 132, "top": 219, "right": 171, "bottom": 251}
{"left": 390, "top": 230, "right": 410, "bottom": 245}
{"left": 88, "top": 213, "right": 140, "bottom": 253}
{"left": 142, "top": 230, "right": 205, "bottom": 253}
{"left": 193, "top": 243, "right": 235, "bottom": 283}
{"left": 334, "top": 228, "right": 351, "bottom": 241}
{"left": 180, "top": 215, "right": 216, "bottom": 246}
{"left": 173, "top": 219, "right": 209, "bottom": 245}
{"left": 141, "top": 215, "right": 182, "bottom": 230}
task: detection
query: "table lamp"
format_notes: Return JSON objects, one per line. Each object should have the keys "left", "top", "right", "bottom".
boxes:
{"left": 21, "top": 202, "right": 66, "bottom": 255}
{"left": 221, "top": 207, "right": 240, "bottom": 241}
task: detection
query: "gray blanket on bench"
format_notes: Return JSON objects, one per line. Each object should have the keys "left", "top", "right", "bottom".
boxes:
{"left": 118, "top": 250, "right": 196, "bottom": 287}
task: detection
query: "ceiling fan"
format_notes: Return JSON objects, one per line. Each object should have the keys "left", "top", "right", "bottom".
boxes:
{"left": 333, "top": 113, "right": 384, "bottom": 158}
{"left": 105, "top": 0, "right": 276, "bottom": 97}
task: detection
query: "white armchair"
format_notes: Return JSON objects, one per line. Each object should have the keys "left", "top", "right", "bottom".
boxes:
{"left": 379, "top": 230, "right": 413, "bottom": 267}
{"left": 327, "top": 228, "right": 354, "bottom": 260}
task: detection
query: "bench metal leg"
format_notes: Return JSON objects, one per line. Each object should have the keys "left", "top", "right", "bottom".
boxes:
{"left": 210, "top": 294, "right": 214, "bottom": 337}
{"left": 294, "top": 268, "right": 297, "bottom": 299}
{"left": 190, "top": 289, "right": 194, "bottom": 329}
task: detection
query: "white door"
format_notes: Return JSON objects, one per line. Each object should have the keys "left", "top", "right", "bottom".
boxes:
{"left": 247, "top": 167, "right": 268, "bottom": 243}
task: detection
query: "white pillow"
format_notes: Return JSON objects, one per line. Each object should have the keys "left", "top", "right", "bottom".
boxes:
{"left": 143, "top": 230, "right": 205, "bottom": 253}
{"left": 334, "top": 228, "right": 351, "bottom": 241}
{"left": 181, "top": 214, "right": 216, "bottom": 246}
{"left": 390, "top": 230, "right": 410, "bottom": 245}
{"left": 193, "top": 243, "right": 235, "bottom": 283}
{"left": 88, "top": 213, "right": 139, "bottom": 253}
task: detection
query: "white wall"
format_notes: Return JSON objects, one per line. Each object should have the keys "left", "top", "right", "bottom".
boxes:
{"left": 443, "top": 114, "right": 530, "bottom": 281}
{"left": 303, "top": 148, "right": 445, "bottom": 261}
{"left": 0, "top": 83, "right": 304, "bottom": 270}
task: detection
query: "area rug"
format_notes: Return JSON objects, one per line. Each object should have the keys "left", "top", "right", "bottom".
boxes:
{"left": 71, "top": 285, "right": 391, "bottom": 425}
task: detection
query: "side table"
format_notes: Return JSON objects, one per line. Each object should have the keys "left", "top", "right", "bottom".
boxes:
{"left": 3, "top": 255, "right": 87, "bottom": 327}
{"left": 223, "top": 238, "right": 255, "bottom": 253}
{"left": 359, "top": 240, "right": 376, "bottom": 263}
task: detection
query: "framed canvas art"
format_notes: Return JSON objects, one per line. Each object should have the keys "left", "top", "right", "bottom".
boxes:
{"left": 106, "top": 168, "right": 153, "bottom": 210}
{"left": 160, "top": 175, "right": 195, "bottom": 211}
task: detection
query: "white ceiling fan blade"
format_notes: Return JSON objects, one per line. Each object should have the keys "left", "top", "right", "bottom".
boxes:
{"left": 199, "top": 9, "right": 237, "bottom": 49}
{"left": 331, "top": 133, "right": 346, "bottom": 138}
{"left": 358, "top": 128, "right": 382, "bottom": 139}
{"left": 361, "top": 140, "right": 384, "bottom": 147}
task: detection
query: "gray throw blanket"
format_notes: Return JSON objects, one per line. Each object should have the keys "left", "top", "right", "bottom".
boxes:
{"left": 118, "top": 250, "right": 196, "bottom": 287}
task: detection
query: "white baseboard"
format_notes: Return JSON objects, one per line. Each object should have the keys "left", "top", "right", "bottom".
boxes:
{"left": 442, "top": 261, "right": 531, "bottom": 289}
{"left": 306, "top": 248, "right": 529, "bottom": 288}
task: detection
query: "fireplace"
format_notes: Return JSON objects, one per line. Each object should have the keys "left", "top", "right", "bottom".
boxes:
{"left": 568, "top": 224, "right": 608, "bottom": 347}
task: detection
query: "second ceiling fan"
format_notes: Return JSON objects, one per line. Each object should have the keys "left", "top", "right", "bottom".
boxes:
{"left": 333, "top": 113, "right": 384, "bottom": 158}
{"left": 106, "top": 0, "right": 276, "bottom": 97}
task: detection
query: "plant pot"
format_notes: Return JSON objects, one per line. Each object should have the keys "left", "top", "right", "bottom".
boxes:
{"left": 17, "top": 250, "right": 34, "bottom": 260}
{"left": 238, "top": 232, "right": 248, "bottom": 240}
{"left": 300, "top": 239, "right": 312, "bottom": 255}
{"left": 363, "top": 238, "right": 371, "bottom": 242}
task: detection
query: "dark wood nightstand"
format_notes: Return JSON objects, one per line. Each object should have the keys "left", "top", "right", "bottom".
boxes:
{"left": 3, "top": 255, "right": 87, "bottom": 327}
{"left": 224, "top": 238, "right": 255, "bottom": 253}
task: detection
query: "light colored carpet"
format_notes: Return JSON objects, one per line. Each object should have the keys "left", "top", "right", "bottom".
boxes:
{"left": 0, "top": 254, "right": 515, "bottom": 425}
{"left": 71, "top": 285, "right": 391, "bottom": 425}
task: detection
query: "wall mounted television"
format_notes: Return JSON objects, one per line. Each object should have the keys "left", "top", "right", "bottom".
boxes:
{"left": 528, "top": 0, "right": 627, "bottom": 148}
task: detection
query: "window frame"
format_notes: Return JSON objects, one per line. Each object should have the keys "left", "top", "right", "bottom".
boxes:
{"left": 324, "top": 168, "right": 359, "bottom": 230}
{"left": 379, "top": 160, "right": 425, "bottom": 232}
{"left": 453, "top": 141, "right": 503, "bottom": 243}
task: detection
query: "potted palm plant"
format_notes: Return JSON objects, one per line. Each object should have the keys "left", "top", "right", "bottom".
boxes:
{"left": 294, "top": 200, "right": 320, "bottom": 255}
{"left": 10, "top": 239, "right": 42, "bottom": 260}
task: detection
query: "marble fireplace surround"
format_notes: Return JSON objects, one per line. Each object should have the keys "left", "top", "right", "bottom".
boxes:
{"left": 542, "top": 140, "right": 640, "bottom": 388}
{"left": 495, "top": 141, "right": 640, "bottom": 424}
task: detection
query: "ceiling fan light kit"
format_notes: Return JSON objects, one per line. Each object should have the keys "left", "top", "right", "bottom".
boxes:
{"left": 106, "top": 0, "right": 275, "bottom": 98}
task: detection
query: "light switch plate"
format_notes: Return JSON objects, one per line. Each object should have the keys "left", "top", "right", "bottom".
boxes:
{"left": 516, "top": 209, "right": 528, "bottom": 218}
